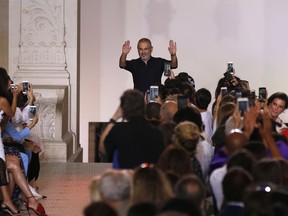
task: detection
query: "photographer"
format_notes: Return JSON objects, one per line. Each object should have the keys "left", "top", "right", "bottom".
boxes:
{"left": 214, "top": 63, "right": 243, "bottom": 100}
{"left": 212, "top": 63, "right": 250, "bottom": 133}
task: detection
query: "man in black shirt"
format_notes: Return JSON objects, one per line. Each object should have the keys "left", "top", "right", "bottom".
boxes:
{"left": 99, "top": 89, "right": 165, "bottom": 169}
{"left": 119, "top": 38, "right": 178, "bottom": 93}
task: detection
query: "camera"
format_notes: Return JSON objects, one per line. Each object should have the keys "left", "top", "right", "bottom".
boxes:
{"left": 227, "top": 62, "right": 234, "bottom": 73}
{"left": 149, "top": 86, "right": 159, "bottom": 102}
{"left": 164, "top": 62, "right": 171, "bottom": 77}
{"left": 10, "top": 84, "right": 17, "bottom": 93}
{"left": 28, "top": 105, "right": 37, "bottom": 120}
{"left": 223, "top": 62, "right": 234, "bottom": 83}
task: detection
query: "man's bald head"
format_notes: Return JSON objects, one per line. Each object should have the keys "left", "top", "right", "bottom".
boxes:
{"left": 160, "top": 101, "right": 178, "bottom": 122}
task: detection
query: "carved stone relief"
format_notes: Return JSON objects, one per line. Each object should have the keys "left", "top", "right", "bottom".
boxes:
{"left": 19, "top": 0, "right": 66, "bottom": 68}
{"left": 34, "top": 93, "right": 56, "bottom": 139}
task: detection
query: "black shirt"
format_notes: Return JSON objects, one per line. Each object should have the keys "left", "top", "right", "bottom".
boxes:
{"left": 124, "top": 57, "right": 170, "bottom": 93}
{"left": 104, "top": 117, "right": 165, "bottom": 169}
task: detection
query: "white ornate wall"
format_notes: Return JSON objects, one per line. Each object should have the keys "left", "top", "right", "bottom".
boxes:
{"left": 9, "top": 0, "right": 81, "bottom": 162}
{"left": 6, "top": 0, "right": 288, "bottom": 162}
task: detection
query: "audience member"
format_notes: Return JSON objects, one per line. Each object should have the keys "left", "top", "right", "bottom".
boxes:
{"left": 194, "top": 88, "right": 213, "bottom": 139}
{"left": 99, "top": 89, "right": 165, "bottom": 169}
{"left": 244, "top": 182, "right": 288, "bottom": 216}
{"left": 145, "top": 102, "right": 161, "bottom": 126}
{"left": 157, "top": 145, "right": 194, "bottom": 179}
{"left": 267, "top": 92, "right": 288, "bottom": 126}
{"left": 172, "top": 121, "right": 204, "bottom": 181}
{"left": 160, "top": 101, "right": 178, "bottom": 122}
{"left": 98, "top": 169, "right": 132, "bottom": 216}
{"left": 218, "top": 167, "right": 253, "bottom": 216}
{"left": 89, "top": 175, "right": 101, "bottom": 202}
{"left": 84, "top": 201, "right": 118, "bottom": 216}
{"left": 175, "top": 174, "right": 207, "bottom": 215}
{"left": 158, "top": 198, "right": 202, "bottom": 216}
{"left": 11, "top": 85, "right": 45, "bottom": 200}
{"left": 173, "top": 108, "right": 214, "bottom": 182}
{"left": 252, "top": 158, "right": 284, "bottom": 187}
{"left": 210, "top": 130, "right": 248, "bottom": 212}
{"left": 128, "top": 202, "right": 158, "bottom": 216}
{"left": 158, "top": 121, "right": 176, "bottom": 147}
{"left": 0, "top": 67, "right": 22, "bottom": 214}
{"left": 132, "top": 165, "right": 173, "bottom": 208}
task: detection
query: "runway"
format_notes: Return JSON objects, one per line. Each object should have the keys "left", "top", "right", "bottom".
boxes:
{"left": 19, "top": 162, "right": 112, "bottom": 216}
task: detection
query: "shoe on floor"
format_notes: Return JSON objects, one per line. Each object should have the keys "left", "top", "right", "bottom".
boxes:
{"left": 28, "top": 184, "right": 47, "bottom": 200}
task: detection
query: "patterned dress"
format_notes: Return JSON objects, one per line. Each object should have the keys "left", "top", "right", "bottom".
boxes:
{"left": 0, "top": 110, "right": 8, "bottom": 185}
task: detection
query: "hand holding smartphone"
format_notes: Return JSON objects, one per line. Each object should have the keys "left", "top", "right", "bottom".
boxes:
{"left": 149, "top": 86, "right": 159, "bottom": 102}
{"left": 220, "top": 87, "right": 228, "bottom": 96}
{"left": 237, "top": 97, "right": 249, "bottom": 115}
{"left": 28, "top": 105, "right": 37, "bottom": 120}
{"left": 258, "top": 87, "right": 267, "bottom": 102}
{"left": 22, "top": 81, "right": 30, "bottom": 94}
{"left": 164, "top": 62, "right": 171, "bottom": 77}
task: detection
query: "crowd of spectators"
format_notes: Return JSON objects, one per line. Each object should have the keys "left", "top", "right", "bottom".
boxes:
{"left": 85, "top": 66, "right": 288, "bottom": 216}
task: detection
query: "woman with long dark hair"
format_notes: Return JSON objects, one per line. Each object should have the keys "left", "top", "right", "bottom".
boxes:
{"left": 0, "top": 67, "right": 47, "bottom": 215}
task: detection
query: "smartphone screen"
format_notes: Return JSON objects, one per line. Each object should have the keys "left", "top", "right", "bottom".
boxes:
{"left": 259, "top": 87, "right": 267, "bottom": 102}
{"left": 149, "top": 86, "right": 159, "bottom": 101}
{"left": 28, "top": 105, "right": 37, "bottom": 120}
{"left": 221, "top": 87, "right": 228, "bottom": 96}
{"left": 164, "top": 62, "right": 171, "bottom": 77}
{"left": 227, "top": 62, "right": 233, "bottom": 72}
{"left": 235, "top": 91, "right": 242, "bottom": 100}
{"left": 237, "top": 97, "right": 249, "bottom": 115}
{"left": 22, "top": 81, "right": 29, "bottom": 91}
{"left": 177, "top": 95, "right": 188, "bottom": 110}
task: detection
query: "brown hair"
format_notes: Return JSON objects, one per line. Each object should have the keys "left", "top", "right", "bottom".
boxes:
{"left": 132, "top": 166, "right": 173, "bottom": 207}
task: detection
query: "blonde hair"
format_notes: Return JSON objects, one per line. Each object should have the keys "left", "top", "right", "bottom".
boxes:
{"left": 173, "top": 121, "right": 200, "bottom": 155}
{"left": 89, "top": 175, "right": 101, "bottom": 202}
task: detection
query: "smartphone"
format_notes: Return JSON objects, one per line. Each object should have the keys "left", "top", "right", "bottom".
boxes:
{"left": 22, "top": 81, "right": 30, "bottom": 92}
{"left": 220, "top": 87, "right": 228, "bottom": 96}
{"left": 250, "top": 89, "right": 256, "bottom": 99}
{"left": 28, "top": 105, "right": 37, "bottom": 120}
{"left": 237, "top": 97, "right": 249, "bottom": 115}
{"left": 177, "top": 95, "right": 188, "bottom": 110}
{"left": 259, "top": 87, "right": 267, "bottom": 102}
{"left": 235, "top": 91, "right": 242, "bottom": 100}
{"left": 227, "top": 62, "right": 234, "bottom": 73}
{"left": 149, "top": 86, "right": 159, "bottom": 101}
{"left": 164, "top": 62, "right": 171, "bottom": 76}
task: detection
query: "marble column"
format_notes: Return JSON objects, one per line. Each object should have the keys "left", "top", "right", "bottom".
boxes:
{"left": 12, "top": 0, "right": 81, "bottom": 161}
